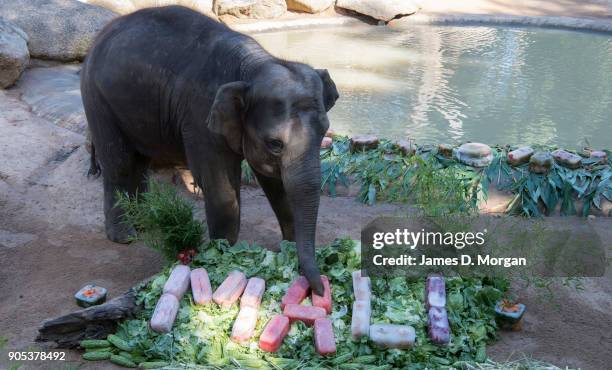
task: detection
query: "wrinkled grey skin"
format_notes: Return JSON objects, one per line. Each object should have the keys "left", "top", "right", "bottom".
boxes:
{"left": 81, "top": 6, "right": 338, "bottom": 294}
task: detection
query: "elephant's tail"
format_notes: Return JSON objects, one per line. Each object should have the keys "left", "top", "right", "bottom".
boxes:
{"left": 87, "top": 143, "right": 101, "bottom": 179}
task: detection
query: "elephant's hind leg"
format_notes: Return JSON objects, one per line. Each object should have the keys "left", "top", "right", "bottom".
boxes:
{"left": 101, "top": 151, "right": 150, "bottom": 244}
{"left": 85, "top": 104, "right": 150, "bottom": 243}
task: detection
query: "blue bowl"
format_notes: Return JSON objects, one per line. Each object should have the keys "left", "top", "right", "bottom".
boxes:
{"left": 495, "top": 301, "right": 525, "bottom": 329}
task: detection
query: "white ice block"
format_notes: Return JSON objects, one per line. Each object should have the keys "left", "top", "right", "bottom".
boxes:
{"left": 231, "top": 306, "right": 259, "bottom": 344}
{"left": 352, "top": 270, "right": 371, "bottom": 301}
{"left": 369, "top": 324, "right": 415, "bottom": 349}
{"left": 150, "top": 293, "right": 180, "bottom": 333}
{"left": 240, "top": 277, "right": 266, "bottom": 309}
{"left": 351, "top": 300, "right": 371, "bottom": 340}
{"left": 163, "top": 265, "right": 191, "bottom": 300}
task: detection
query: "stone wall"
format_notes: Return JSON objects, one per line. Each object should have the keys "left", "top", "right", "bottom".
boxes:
{"left": 77, "top": 0, "right": 420, "bottom": 20}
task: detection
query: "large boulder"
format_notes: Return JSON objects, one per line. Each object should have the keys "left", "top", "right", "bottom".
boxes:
{"left": 336, "top": 0, "right": 418, "bottom": 22}
{"left": 215, "top": 0, "right": 286, "bottom": 19}
{"left": 79, "top": 0, "right": 215, "bottom": 17}
{"left": 286, "top": 0, "right": 333, "bottom": 13}
{"left": 0, "top": 20, "right": 29, "bottom": 88}
{"left": 16, "top": 65, "right": 87, "bottom": 135}
{"left": 0, "top": 0, "right": 117, "bottom": 61}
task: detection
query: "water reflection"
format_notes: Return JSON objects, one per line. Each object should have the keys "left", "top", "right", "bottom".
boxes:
{"left": 254, "top": 25, "right": 612, "bottom": 148}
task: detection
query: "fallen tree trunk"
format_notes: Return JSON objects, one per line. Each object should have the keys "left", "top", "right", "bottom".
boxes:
{"left": 36, "top": 278, "right": 152, "bottom": 348}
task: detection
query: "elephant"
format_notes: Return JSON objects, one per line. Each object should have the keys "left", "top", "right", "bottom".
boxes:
{"left": 80, "top": 5, "right": 338, "bottom": 295}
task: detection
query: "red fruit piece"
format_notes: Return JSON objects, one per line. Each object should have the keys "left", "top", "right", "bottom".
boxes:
{"left": 314, "top": 318, "right": 336, "bottom": 356}
{"left": 283, "top": 304, "right": 326, "bottom": 326}
{"left": 281, "top": 276, "right": 310, "bottom": 309}
{"left": 259, "top": 315, "right": 290, "bottom": 352}
{"left": 311, "top": 275, "right": 332, "bottom": 314}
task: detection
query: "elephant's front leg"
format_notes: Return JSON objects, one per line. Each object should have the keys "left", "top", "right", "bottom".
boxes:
{"left": 200, "top": 156, "right": 242, "bottom": 245}
{"left": 254, "top": 171, "right": 295, "bottom": 242}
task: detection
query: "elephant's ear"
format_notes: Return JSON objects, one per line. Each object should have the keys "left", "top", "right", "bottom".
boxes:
{"left": 316, "top": 69, "right": 339, "bottom": 112}
{"left": 207, "top": 81, "right": 249, "bottom": 154}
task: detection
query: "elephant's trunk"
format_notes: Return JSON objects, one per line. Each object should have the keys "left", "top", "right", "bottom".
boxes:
{"left": 282, "top": 146, "right": 324, "bottom": 296}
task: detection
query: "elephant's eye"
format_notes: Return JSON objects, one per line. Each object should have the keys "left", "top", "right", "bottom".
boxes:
{"left": 265, "top": 138, "right": 284, "bottom": 154}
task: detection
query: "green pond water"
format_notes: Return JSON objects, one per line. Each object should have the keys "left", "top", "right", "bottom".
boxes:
{"left": 253, "top": 25, "right": 612, "bottom": 149}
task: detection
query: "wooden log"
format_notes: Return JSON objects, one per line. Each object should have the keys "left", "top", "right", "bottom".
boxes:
{"left": 36, "top": 287, "right": 140, "bottom": 348}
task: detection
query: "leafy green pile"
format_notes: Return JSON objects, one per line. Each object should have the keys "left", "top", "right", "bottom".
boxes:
{"left": 103, "top": 238, "right": 506, "bottom": 369}
{"left": 484, "top": 149, "right": 612, "bottom": 217}
{"left": 116, "top": 180, "right": 205, "bottom": 261}
{"left": 320, "top": 136, "right": 611, "bottom": 217}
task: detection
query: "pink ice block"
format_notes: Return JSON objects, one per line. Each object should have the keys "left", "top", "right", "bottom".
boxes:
{"left": 191, "top": 268, "right": 212, "bottom": 305}
{"left": 314, "top": 318, "right": 336, "bottom": 356}
{"left": 428, "top": 306, "right": 451, "bottom": 345}
{"left": 240, "top": 277, "right": 266, "bottom": 309}
{"left": 163, "top": 265, "right": 191, "bottom": 300}
{"left": 283, "top": 304, "right": 326, "bottom": 326}
{"left": 425, "top": 275, "right": 446, "bottom": 309}
{"left": 281, "top": 276, "right": 310, "bottom": 309}
{"left": 259, "top": 315, "right": 290, "bottom": 353}
{"left": 231, "top": 306, "right": 259, "bottom": 344}
{"left": 150, "top": 293, "right": 179, "bottom": 333}
{"left": 312, "top": 275, "right": 332, "bottom": 314}
{"left": 213, "top": 270, "right": 247, "bottom": 308}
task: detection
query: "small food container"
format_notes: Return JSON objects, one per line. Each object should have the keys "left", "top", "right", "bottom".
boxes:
{"left": 495, "top": 300, "right": 526, "bottom": 330}
{"left": 75, "top": 284, "right": 108, "bottom": 308}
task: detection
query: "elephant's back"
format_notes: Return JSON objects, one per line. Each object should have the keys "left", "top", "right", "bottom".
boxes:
{"left": 84, "top": 6, "right": 225, "bottom": 86}
{"left": 81, "top": 6, "right": 230, "bottom": 161}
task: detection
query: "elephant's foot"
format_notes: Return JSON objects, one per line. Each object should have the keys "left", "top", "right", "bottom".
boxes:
{"left": 106, "top": 223, "right": 136, "bottom": 244}
{"left": 87, "top": 164, "right": 101, "bottom": 179}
